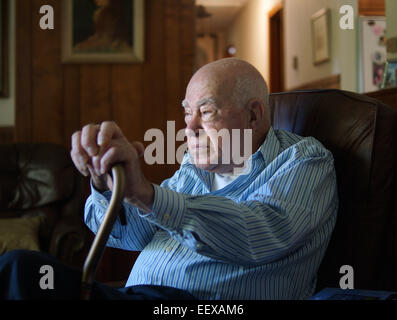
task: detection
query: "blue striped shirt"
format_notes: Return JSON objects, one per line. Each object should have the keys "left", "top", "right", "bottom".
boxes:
{"left": 84, "top": 127, "right": 338, "bottom": 300}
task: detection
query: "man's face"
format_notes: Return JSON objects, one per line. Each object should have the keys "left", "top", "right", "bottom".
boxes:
{"left": 183, "top": 75, "right": 250, "bottom": 173}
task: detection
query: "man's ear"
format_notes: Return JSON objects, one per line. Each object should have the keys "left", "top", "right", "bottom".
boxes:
{"left": 247, "top": 99, "right": 265, "bottom": 127}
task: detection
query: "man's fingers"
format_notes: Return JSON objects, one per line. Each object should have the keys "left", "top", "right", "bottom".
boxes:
{"left": 71, "top": 131, "right": 89, "bottom": 176}
{"left": 99, "top": 139, "right": 145, "bottom": 175}
{"left": 99, "top": 146, "right": 121, "bottom": 175}
{"left": 71, "top": 122, "right": 144, "bottom": 184}
{"left": 87, "top": 164, "right": 109, "bottom": 191}
{"left": 91, "top": 155, "right": 102, "bottom": 176}
{"left": 99, "top": 140, "right": 137, "bottom": 175}
{"left": 97, "top": 121, "right": 123, "bottom": 148}
{"left": 132, "top": 141, "right": 145, "bottom": 158}
{"left": 81, "top": 123, "right": 101, "bottom": 157}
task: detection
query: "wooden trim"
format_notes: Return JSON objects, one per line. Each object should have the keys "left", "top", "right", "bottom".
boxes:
{"left": 268, "top": 3, "right": 284, "bottom": 93}
{"left": 0, "top": 126, "right": 15, "bottom": 144}
{"left": 268, "top": 2, "right": 282, "bottom": 18}
{"left": 358, "top": 0, "right": 385, "bottom": 16}
{"left": 288, "top": 74, "right": 341, "bottom": 91}
{"left": 366, "top": 86, "right": 397, "bottom": 97}
{"left": 365, "top": 87, "right": 397, "bottom": 110}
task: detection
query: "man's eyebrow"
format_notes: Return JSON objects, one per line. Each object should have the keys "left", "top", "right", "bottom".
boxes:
{"left": 197, "top": 97, "right": 217, "bottom": 107}
{"left": 181, "top": 98, "right": 217, "bottom": 109}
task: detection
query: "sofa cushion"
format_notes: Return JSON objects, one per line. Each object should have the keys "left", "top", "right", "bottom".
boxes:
{"left": 0, "top": 215, "right": 45, "bottom": 255}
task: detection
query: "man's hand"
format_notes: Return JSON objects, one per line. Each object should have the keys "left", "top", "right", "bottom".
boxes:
{"left": 70, "top": 121, "right": 154, "bottom": 212}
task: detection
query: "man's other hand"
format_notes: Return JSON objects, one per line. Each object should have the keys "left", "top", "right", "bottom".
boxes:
{"left": 70, "top": 121, "right": 154, "bottom": 212}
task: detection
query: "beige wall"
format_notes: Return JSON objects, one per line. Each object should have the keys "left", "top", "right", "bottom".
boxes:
{"left": 226, "top": 0, "right": 359, "bottom": 92}
{"left": 0, "top": 0, "right": 15, "bottom": 126}
{"left": 284, "top": 0, "right": 358, "bottom": 91}
{"left": 226, "top": 0, "right": 282, "bottom": 84}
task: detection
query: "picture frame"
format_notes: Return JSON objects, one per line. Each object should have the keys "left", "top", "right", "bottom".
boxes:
{"left": 359, "top": 16, "right": 387, "bottom": 92}
{"left": 62, "top": 0, "right": 144, "bottom": 63}
{"left": 311, "top": 8, "right": 331, "bottom": 65}
{"left": 381, "top": 60, "right": 397, "bottom": 89}
{"left": 0, "top": 0, "right": 9, "bottom": 97}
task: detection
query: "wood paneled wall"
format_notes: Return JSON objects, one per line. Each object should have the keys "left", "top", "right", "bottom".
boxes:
{"left": 0, "top": 127, "right": 14, "bottom": 144}
{"left": 15, "top": 0, "right": 195, "bottom": 184}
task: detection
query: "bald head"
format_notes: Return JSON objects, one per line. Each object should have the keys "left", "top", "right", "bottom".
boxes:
{"left": 189, "top": 58, "right": 269, "bottom": 118}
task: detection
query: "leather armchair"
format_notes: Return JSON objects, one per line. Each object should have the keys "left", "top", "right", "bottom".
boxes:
{"left": 269, "top": 89, "right": 397, "bottom": 292}
{"left": 0, "top": 143, "right": 89, "bottom": 268}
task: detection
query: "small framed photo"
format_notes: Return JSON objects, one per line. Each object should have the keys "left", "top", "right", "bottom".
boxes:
{"left": 311, "top": 8, "right": 331, "bottom": 65}
{"left": 381, "top": 60, "right": 397, "bottom": 89}
{"left": 62, "top": 0, "right": 144, "bottom": 63}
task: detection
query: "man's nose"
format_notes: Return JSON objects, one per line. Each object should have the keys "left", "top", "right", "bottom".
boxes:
{"left": 186, "top": 113, "right": 202, "bottom": 137}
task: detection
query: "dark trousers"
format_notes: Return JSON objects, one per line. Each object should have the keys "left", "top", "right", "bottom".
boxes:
{"left": 0, "top": 250, "right": 196, "bottom": 300}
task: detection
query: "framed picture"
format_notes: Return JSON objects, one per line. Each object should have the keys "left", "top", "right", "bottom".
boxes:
{"left": 359, "top": 16, "right": 387, "bottom": 92}
{"left": 381, "top": 60, "right": 397, "bottom": 89}
{"left": 62, "top": 0, "right": 144, "bottom": 63}
{"left": 0, "top": 0, "right": 9, "bottom": 97}
{"left": 311, "top": 8, "right": 331, "bottom": 65}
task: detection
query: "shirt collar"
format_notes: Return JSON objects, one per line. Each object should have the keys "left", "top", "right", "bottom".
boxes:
{"left": 255, "top": 126, "right": 281, "bottom": 167}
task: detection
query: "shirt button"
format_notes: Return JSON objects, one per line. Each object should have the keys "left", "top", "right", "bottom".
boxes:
{"left": 165, "top": 246, "right": 172, "bottom": 252}
{"left": 100, "top": 199, "right": 107, "bottom": 206}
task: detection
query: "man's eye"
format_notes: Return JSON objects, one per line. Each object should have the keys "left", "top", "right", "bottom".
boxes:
{"left": 201, "top": 110, "right": 214, "bottom": 116}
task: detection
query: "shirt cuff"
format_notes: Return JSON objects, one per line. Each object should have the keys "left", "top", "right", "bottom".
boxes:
{"left": 90, "top": 179, "right": 112, "bottom": 210}
{"left": 139, "top": 184, "right": 186, "bottom": 231}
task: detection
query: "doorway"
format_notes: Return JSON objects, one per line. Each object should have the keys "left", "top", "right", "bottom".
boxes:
{"left": 269, "top": 4, "right": 284, "bottom": 93}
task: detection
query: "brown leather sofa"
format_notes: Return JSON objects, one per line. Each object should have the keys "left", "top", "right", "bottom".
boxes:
{"left": 0, "top": 143, "right": 89, "bottom": 269}
{"left": 270, "top": 89, "right": 397, "bottom": 292}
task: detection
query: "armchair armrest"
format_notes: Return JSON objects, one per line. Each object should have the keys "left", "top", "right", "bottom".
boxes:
{"left": 49, "top": 214, "right": 88, "bottom": 269}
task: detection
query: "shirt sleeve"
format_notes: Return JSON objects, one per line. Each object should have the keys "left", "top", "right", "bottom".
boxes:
{"left": 84, "top": 181, "right": 158, "bottom": 251}
{"left": 138, "top": 145, "right": 338, "bottom": 266}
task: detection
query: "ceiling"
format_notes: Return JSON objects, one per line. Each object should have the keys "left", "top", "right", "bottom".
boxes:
{"left": 195, "top": 0, "right": 250, "bottom": 33}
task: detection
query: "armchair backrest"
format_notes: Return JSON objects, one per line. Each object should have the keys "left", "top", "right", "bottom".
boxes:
{"left": 269, "top": 89, "right": 397, "bottom": 291}
{"left": 0, "top": 143, "right": 88, "bottom": 267}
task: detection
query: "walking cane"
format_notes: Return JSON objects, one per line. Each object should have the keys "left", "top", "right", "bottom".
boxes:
{"left": 80, "top": 164, "right": 126, "bottom": 300}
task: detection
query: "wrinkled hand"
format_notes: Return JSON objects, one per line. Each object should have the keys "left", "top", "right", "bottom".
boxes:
{"left": 70, "top": 121, "right": 154, "bottom": 212}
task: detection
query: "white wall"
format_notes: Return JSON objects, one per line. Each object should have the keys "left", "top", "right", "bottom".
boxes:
{"left": 0, "top": 0, "right": 15, "bottom": 126}
{"left": 226, "top": 0, "right": 358, "bottom": 92}
{"left": 226, "top": 0, "right": 282, "bottom": 84}
{"left": 284, "top": 0, "right": 358, "bottom": 91}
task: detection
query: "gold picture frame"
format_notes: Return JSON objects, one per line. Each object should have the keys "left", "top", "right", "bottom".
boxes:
{"left": 62, "top": 0, "right": 144, "bottom": 63}
{"left": 311, "top": 8, "right": 331, "bottom": 65}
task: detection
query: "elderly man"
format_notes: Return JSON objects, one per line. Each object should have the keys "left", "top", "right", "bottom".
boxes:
{"left": 0, "top": 58, "right": 337, "bottom": 300}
